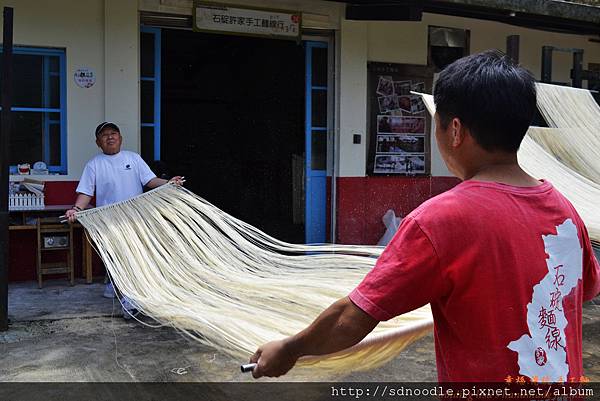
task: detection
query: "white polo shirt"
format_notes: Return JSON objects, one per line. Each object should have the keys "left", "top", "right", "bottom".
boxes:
{"left": 76, "top": 150, "right": 156, "bottom": 207}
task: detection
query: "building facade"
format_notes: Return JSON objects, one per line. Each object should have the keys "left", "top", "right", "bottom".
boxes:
{"left": 2, "top": 0, "right": 599, "bottom": 268}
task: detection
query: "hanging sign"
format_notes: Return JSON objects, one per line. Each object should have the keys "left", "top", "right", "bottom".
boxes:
{"left": 193, "top": 2, "right": 301, "bottom": 40}
{"left": 74, "top": 68, "right": 96, "bottom": 88}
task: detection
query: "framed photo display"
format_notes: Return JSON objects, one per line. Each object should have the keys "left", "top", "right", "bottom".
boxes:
{"left": 367, "top": 62, "right": 434, "bottom": 175}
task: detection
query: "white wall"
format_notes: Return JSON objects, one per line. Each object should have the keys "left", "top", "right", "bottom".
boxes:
{"left": 105, "top": 0, "right": 139, "bottom": 153}
{"left": 3, "top": 0, "right": 598, "bottom": 181}
{"left": 1, "top": 0, "right": 140, "bottom": 180}
{"left": 1, "top": 0, "right": 106, "bottom": 180}
{"left": 367, "top": 20, "right": 426, "bottom": 65}
{"left": 429, "top": 13, "right": 600, "bottom": 85}
{"left": 338, "top": 20, "right": 368, "bottom": 178}
{"left": 337, "top": 12, "right": 600, "bottom": 177}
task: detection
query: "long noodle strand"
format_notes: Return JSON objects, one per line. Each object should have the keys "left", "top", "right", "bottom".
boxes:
{"left": 76, "top": 185, "right": 433, "bottom": 374}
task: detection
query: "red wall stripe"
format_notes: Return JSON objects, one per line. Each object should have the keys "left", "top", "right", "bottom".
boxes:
{"left": 9, "top": 181, "right": 103, "bottom": 282}
{"left": 336, "top": 176, "right": 460, "bottom": 245}
{"left": 10, "top": 178, "right": 460, "bottom": 281}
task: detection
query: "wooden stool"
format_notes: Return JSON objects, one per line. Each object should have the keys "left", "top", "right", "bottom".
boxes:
{"left": 36, "top": 217, "right": 74, "bottom": 288}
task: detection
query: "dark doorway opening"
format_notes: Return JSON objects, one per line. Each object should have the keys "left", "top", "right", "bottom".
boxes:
{"left": 161, "top": 30, "right": 305, "bottom": 242}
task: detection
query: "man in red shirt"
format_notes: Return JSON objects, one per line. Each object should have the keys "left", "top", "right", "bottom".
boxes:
{"left": 249, "top": 50, "right": 600, "bottom": 381}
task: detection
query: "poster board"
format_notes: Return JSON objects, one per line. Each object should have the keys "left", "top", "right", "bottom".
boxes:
{"left": 367, "top": 62, "right": 434, "bottom": 176}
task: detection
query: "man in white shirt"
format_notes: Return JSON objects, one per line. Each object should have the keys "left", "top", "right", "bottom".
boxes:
{"left": 65, "top": 122, "right": 183, "bottom": 319}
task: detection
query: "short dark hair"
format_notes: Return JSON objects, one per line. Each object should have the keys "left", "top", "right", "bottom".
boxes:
{"left": 433, "top": 50, "right": 536, "bottom": 152}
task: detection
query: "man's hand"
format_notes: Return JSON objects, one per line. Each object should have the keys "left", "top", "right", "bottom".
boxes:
{"left": 168, "top": 176, "right": 184, "bottom": 186}
{"left": 248, "top": 297, "right": 378, "bottom": 379}
{"left": 249, "top": 339, "right": 299, "bottom": 379}
{"left": 65, "top": 195, "right": 92, "bottom": 223}
{"left": 65, "top": 208, "right": 78, "bottom": 223}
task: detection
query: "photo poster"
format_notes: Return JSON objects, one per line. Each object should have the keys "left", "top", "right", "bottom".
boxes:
{"left": 367, "top": 62, "right": 433, "bottom": 176}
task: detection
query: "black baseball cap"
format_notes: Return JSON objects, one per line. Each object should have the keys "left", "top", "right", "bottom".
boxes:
{"left": 95, "top": 121, "right": 120, "bottom": 137}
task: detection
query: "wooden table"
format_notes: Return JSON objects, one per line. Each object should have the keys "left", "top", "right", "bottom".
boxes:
{"left": 9, "top": 206, "right": 94, "bottom": 283}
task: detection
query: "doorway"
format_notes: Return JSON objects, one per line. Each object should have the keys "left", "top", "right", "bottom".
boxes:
{"left": 160, "top": 30, "right": 306, "bottom": 242}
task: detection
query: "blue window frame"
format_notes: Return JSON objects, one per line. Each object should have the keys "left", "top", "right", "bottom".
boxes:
{"left": 1, "top": 46, "right": 67, "bottom": 174}
{"left": 140, "top": 27, "right": 161, "bottom": 162}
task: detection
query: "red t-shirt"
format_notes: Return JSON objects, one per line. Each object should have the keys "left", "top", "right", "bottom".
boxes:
{"left": 349, "top": 180, "right": 600, "bottom": 382}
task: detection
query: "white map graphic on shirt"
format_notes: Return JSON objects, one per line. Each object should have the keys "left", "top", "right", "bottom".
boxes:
{"left": 507, "top": 218, "right": 582, "bottom": 381}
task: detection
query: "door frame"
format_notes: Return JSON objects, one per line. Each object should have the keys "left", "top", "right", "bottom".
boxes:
{"left": 303, "top": 33, "right": 335, "bottom": 244}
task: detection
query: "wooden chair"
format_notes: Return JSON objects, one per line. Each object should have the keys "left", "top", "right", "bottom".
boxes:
{"left": 36, "top": 217, "right": 74, "bottom": 288}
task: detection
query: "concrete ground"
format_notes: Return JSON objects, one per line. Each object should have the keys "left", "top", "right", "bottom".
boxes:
{"left": 1, "top": 277, "right": 600, "bottom": 383}
{"left": 0, "top": 280, "right": 438, "bottom": 382}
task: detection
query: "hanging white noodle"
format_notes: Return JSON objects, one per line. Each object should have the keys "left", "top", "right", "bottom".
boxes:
{"left": 519, "top": 133, "right": 600, "bottom": 242}
{"left": 75, "top": 84, "right": 597, "bottom": 375}
{"left": 76, "top": 185, "right": 433, "bottom": 374}
{"left": 533, "top": 83, "right": 600, "bottom": 184}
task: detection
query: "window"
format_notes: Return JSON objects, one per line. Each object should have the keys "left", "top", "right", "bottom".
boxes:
{"left": 428, "top": 26, "right": 470, "bottom": 72}
{"left": 1, "top": 47, "right": 66, "bottom": 174}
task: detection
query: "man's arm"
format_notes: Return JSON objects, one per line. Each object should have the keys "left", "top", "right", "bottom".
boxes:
{"left": 145, "top": 176, "right": 184, "bottom": 189}
{"left": 65, "top": 193, "right": 93, "bottom": 223}
{"left": 250, "top": 296, "right": 378, "bottom": 378}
